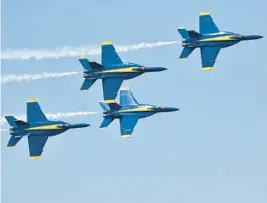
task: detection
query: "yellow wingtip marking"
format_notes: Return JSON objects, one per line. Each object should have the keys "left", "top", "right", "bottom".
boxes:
{"left": 30, "top": 156, "right": 41, "bottom": 160}
{"left": 7, "top": 146, "right": 14, "bottom": 148}
{"left": 177, "top": 26, "right": 185, "bottom": 29}
{"left": 200, "top": 11, "right": 210, "bottom": 16}
{"left": 179, "top": 58, "right": 186, "bottom": 61}
{"left": 202, "top": 67, "right": 215, "bottom": 71}
{"left": 104, "top": 100, "right": 116, "bottom": 103}
{"left": 27, "top": 98, "right": 39, "bottom": 103}
{"left": 79, "top": 56, "right": 87, "bottom": 59}
{"left": 121, "top": 135, "right": 132, "bottom": 138}
{"left": 80, "top": 89, "right": 88, "bottom": 92}
{"left": 102, "top": 41, "right": 113, "bottom": 45}
{"left": 4, "top": 114, "right": 13, "bottom": 117}
{"left": 120, "top": 86, "right": 131, "bottom": 91}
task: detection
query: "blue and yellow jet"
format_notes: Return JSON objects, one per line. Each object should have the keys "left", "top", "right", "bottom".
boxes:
{"left": 178, "top": 12, "right": 263, "bottom": 70}
{"left": 99, "top": 87, "right": 179, "bottom": 138}
{"left": 79, "top": 41, "right": 167, "bottom": 100}
{"left": 5, "top": 99, "right": 90, "bottom": 159}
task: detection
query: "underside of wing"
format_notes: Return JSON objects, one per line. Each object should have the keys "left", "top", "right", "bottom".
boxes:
{"left": 199, "top": 12, "right": 219, "bottom": 34}
{"left": 120, "top": 116, "right": 139, "bottom": 138}
{"left": 27, "top": 99, "right": 47, "bottom": 123}
{"left": 200, "top": 47, "right": 221, "bottom": 70}
{"left": 102, "top": 79, "right": 123, "bottom": 100}
{"left": 120, "top": 87, "right": 139, "bottom": 107}
{"left": 101, "top": 41, "right": 123, "bottom": 66}
{"left": 28, "top": 135, "right": 49, "bottom": 160}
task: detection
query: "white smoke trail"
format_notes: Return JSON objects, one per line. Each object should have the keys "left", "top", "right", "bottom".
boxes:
{"left": 1, "top": 71, "right": 80, "bottom": 84}
{"left": 1, "top": 41, "right": 180, "bottom": 60}
{"left": 0, "top": 111, "right": 97, "bottom": 126}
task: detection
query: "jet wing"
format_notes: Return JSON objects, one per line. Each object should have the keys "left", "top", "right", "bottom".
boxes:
{"left": 199, "top": 12, "right": 219, "bottom": 34}
{"left": 120, "top": 116, "right": 139, "bottom": 138}
{"left": 200, "top": 47, "right": 221, "bottom": 70}
{"left": 120, "top": 87, "right": 139, "bottom": 107}
{"left": 28, "top": 135, "right": 49, "bottom": 159}
{"left": 27, "top": 99, "right": 48, "bottom": 123}
{"left": 102, "top": 79, "right": 123, "bottom": 100}
{"left": 101, "top": 41, "right": 123, "bottom": 66}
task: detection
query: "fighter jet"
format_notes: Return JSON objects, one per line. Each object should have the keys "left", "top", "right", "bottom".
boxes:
{"left": 79, "top": 41, "right": 166, "bottom": 100}
{"left": 177, "top": 11, "right": 263, "bottom": 70}
{"left": 5, "top": 99, "right": 90, "bottom": 159}
{"left": 99, "top": 87, "right": 179, "bottom": 138}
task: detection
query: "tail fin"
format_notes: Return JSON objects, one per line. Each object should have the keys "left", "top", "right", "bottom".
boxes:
{"left": 179, "top": 47, "right": 195, "bottom": 59}
{"left": 79, "top": 58, "right": 104, "bottom": 71}
{"left": 119, "top": 87, "right": 139, "bottom": 107}
{"left": 5, "top": 115, "right": 18, "bottom": 127}
{"left": 99, "top": 100, "right": 121, "bottom": 111}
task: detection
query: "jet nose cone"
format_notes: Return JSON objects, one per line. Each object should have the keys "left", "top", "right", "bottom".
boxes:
{"left": 150, "top": 67, "right": 167, "bottom": 72}
{"left": 69, "top": 123, "right": 91, "bottom": 128}
{"left": 163, "top": 107, "right": 180, "bottom": 112}
{"left": 242, "top": 35, "right": 263, "bottom": 40}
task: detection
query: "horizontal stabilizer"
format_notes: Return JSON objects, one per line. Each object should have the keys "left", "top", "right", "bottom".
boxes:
{"left": 7, "top": 136, "right": 23, "bottom": 148}
{"left": 100, "top": 117, "right": 114, "bottom": 128}
{"left": 79, "top": 58, "right": 92, "bottom": 71}
{"left": 5, "top": 115, "right": 18, "bottom": 127}
{"left": 180, "top": 47, "right": 195, "bottom": 59}
{"left": 177, "top": 27, "right": 190, "bottom": 40}
{"left": 80, "top": 79, "right": 97, "bottom": 91}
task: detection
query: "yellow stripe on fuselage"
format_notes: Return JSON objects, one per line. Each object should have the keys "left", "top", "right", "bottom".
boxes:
{"left": 198, "top": 36, "right": 235, "bottom": 42}
{"left": 120, "top": 106, "right": 152, "bottom": 113}
{"left": 94, "top": 67, "right": 138, "bottom": 74}
{"left": 25, "top": 125, "right": 62, "bottom": 130}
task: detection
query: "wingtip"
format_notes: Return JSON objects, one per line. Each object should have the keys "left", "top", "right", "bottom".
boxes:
{"left": 202, "top": 67, "right": 215, "bottom": 71}
{"left": 121, "top": 135, "right": 132, "bottom": 138}
{"left": 27, "top": 98, "right": 39, "bottom": 103}
{"left": 177, "top": 26, "right": 185, "bottom": 30}
{"left": 30, "top": 156, "right": 41, "bottom": 160}
{"left": 104, "top": 100, "right": 116, "bottom": 103}
{"left": 120, "top": 86, "right": 131, "bottom": 91}
{"left": 102, "top": 41, "right": 113, "bottom": 46}
{"left": 199, "top": 11, "right": 210, "bottom": 16}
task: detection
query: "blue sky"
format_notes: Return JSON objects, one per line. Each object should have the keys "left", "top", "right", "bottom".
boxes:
{"left": 1, "top": 0, "right": 267, "bottom": 203}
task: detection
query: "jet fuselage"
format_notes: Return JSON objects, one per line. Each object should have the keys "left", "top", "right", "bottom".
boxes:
{"left": 9, "top": 120, "right": 89, "bottom": 137}
{"left": 182, "top": 31, "right": 263, "bottom": 48}
{"left": 83, "top": 63, "right": 166, "bottom": 80}
{"left": 103, "top": 104, "right": 179, "bottom": 119}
